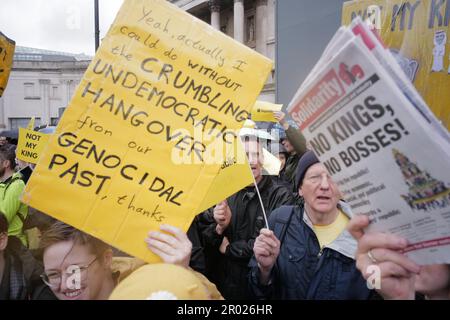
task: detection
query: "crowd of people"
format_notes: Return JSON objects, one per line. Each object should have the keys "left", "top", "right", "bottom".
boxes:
{"left": 0, "top": 112, "right": 449, "bottom": 300}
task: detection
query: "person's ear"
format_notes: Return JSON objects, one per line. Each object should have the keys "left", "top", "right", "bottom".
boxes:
{"left": 298, "top": 186, "right": 303, "bottom": 197}
{"left": 101, "top": 248, "right": 113, "bottom": 269}
{"left": 0, "top": 233, "right": 8, "bottom": 251}
{"left": 5, "top": 159, "right": 12, "bottom": 168}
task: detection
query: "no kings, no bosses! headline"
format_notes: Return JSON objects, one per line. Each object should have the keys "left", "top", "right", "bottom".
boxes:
{"left": 294, "top": 72, "right": 410, "bottom": 177}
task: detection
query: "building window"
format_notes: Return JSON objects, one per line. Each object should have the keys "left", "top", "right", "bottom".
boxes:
{"left": 24, "top": 82, "right": 40, "bottom": 100}
{"left": 24, "top": 83, "right": 38, "bottom": 99}
{"left": 51, "top": 86, "right": 60, "bottom": 99}
{"left": 246, "top": 15, "right": 255, "bottom": 43}
{"left": 50, "top": 117, "right": 59, "bottom": 126}
{"left": 9, "top": 117, "right": 42, "bottom": 130}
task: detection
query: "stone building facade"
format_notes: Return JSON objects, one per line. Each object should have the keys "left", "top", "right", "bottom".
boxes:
{"left": 0, "top": 0, "right": 275, "bottom": 130}
{"left": 0, "top": 47, "right": 90, "bottom": 130}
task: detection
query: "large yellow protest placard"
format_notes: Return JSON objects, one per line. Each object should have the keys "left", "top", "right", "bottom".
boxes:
{"left": 342, "top": 0, "right": 450, "bottom": 130}
{"left": 0, "top": 32, "right": 15, "bottom": 97}
{"left": 22, "top": 0, "right": 272, "bottom": 263}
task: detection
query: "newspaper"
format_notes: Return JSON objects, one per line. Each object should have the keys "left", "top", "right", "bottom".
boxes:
{"left": 287, "top": 22, "right": 450, "bottom": 265}
{"left": 291, "top": 20, "right": 450, "bottom": 145}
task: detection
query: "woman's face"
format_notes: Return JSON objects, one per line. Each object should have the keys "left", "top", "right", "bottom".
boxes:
{"left": 43, "top": 240, "right": 110, "bottom": 300}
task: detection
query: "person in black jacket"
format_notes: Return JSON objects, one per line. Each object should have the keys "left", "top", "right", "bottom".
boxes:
{"left": 249, "top": 151, "right": 375, "bottom": 299}
{"left": 201, "top": 135, "right": 294, "bottom": 300}
{"left": 0, "top": 213, "right": 56, "bottom": 300}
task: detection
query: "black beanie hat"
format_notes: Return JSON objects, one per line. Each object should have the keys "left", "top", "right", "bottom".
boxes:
{"left": 295, "top": 150, "right": 320, "bottom": 190}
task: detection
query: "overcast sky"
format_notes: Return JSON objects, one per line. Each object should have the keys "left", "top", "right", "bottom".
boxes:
{"left": 0, "top": 0, "right": 124, "bottom": 56}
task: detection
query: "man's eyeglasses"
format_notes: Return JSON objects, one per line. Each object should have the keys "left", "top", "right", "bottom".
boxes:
{"left": 40, "top": 256, "right": 98, "bottom": 288}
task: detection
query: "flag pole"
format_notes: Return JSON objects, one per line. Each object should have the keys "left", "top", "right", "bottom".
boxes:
{"left": 249, "top": 165, "right": 270, "bottom": 230}
{"left": 94, "top": 0, "right": 100, "bottom": 51}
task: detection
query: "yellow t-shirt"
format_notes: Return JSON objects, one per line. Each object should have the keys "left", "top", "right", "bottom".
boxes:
{"left": 313, "top": 210, "right": 349, "bottom": 249}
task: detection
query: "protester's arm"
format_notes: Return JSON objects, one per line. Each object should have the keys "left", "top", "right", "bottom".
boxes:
{"left": 0, "top": 180, "right": 25, "bottom": 223}
{"left": 202, "top": 221, "right": 224, "bottom": 250}
{"left": 146, "top": 224, "right": 192, "bottom": 268}
{"left": 223, "top": 238, "right": 255, "bottom": 260}
{"left": 217, "top": 217, "right": 254, "bottom": 259}
{"left": 247, "top": 227, "right": 280, "bottom": 299}
{"left": 248, "top": 254, "right": 275, "bottom": 299}
{"left": 213, "top": 200, "right": 232, "bottom": 235}
{"left": 187, "top": 216, "right": 206, "bottom": 274}
{"left": 273, "top": 111, "right": 307, "bottom": 156}
{"left": 348, "top": 215, "right": 420, "bottom": 300}
{"left": 224, "top": 223, "right": 280, "bottom": 266}
{"left": 201, "top": 203, "right": 230, "bottom": 250}
{"left": 253, "top": 228, "right": 280, "bottom": 284}
{"left": 222, "top": 199, "right": 277, "bottom": 261}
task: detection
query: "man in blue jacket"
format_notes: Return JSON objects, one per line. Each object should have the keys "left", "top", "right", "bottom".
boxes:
{"left": 248, "top": 150, "right": 375, "bottom": 299}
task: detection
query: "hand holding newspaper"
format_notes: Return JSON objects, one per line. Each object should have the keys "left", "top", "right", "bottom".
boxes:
{"left": 288, "top": 18, "right": 450, "bottom": 265}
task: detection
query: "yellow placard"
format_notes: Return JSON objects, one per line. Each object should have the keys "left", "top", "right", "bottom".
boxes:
{"left": 21, "top": 0, "right": 272, "bottom": 263}
{"left": 251, "top": 101, "right": 283, "bottom": 122}
{"left": 342, "top": 0, "right": 450, "bottom": 130}
{"left": 17, "top": 128, "right": 51, "bottom": 164}
{"left": 197, "top": 138, "right": 253, "bottom": 213}
{"left": 197, "top": 140, "right": 282, "bottom": 213}
{"left": 0, "top": 32, "right": 15, "bottom": 97}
